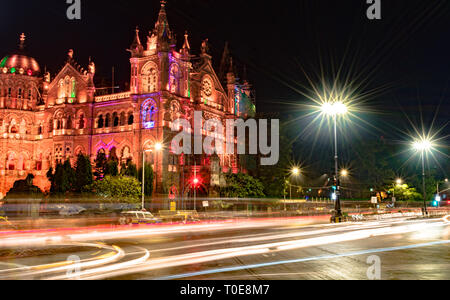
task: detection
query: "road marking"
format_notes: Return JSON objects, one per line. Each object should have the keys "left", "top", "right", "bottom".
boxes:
{"left": 153, "top": 240, "right": 450, "bottom": 280}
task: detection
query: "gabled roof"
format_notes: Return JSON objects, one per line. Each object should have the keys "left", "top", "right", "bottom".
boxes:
{"left": 193, "top": 56, "right": 227, "bottom": 95}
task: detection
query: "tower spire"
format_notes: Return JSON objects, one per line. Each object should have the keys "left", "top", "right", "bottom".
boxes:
{"left": 132, "top": 26, "right": 142, "bottom": 47}
{"left": 19, "top": 33, "right": 26, "bottom": 52}
{"left": 129, "top": 26, "right": 144, "bottom": 56}
{"left": 154, "top": 0, "right": 174, "bottom": 51}
{"left": 182, "top": 31, "right": 190, "bottom": 50}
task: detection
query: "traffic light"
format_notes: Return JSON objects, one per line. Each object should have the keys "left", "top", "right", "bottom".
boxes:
{"left": 431, "top": 200, "right": 439, "bottom": 207}
{"left": 191, "top": 176, "right": 201, "bottom": 188}
{"left": 331, "top": 178, "right": 338, "bottom": 191}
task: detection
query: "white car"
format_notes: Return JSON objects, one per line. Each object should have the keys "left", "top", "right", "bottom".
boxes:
{"left": 118, "top": 211, "right": 162, "bottom": 225}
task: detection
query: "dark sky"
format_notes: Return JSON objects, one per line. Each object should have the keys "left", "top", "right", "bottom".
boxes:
{"left": 1, "top": 0, "right": 449, "bottom": 142}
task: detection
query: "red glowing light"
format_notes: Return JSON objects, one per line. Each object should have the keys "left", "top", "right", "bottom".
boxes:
{"left": 191, "top": 177, "right": 201, "bottom": 188}
{"left": 27, "top": 69, "right": 32, "bottom": 76}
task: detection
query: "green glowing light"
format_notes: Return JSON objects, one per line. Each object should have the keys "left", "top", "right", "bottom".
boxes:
{"left": 10, "top": 67, "right": 16, "bottom": 74}
{"left": 0, "top": 56, "right": 8, "bottom": 68}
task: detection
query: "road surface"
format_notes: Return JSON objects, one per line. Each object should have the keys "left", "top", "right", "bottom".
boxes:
{"left": 0, "top": 215, "right": 448, "bottom": 280}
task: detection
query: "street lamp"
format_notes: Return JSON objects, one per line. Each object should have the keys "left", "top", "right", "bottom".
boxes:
{"left": 142, "top": 142, "right": 163, "bottom": 211}
{"left": 290, "top": 167, "right": 300, "bottom": 201}
{"left": 283, "top": 167, "right": 301, "bottom": 211}
{"left": 396, "top": 178, "right": 403, "bottom": 186}
{"left": 436, "top": 178, "right": 449, "bottom": 199}
{"left": 321, "top": 101, "right": 348, "bottom": 221}
{"left": 412, "top": 138, "right": 433, "bottom": 216}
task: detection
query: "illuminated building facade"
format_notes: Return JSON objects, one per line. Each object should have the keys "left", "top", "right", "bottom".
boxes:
{"left": 0, "top": 2, "right": 255, "bottom": 198}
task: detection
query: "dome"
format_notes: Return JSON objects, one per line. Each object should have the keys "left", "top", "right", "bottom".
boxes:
{"left": 0, "top": 54, "right": 41, "bottom": 76}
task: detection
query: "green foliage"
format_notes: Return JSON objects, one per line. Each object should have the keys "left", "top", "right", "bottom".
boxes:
{"left": 47, "top": 160, "right": 76, "bottom": 194}
{"left": 89, "top": 176, "right": 141, "bottom": 203}
{"left": 352, "top": 140, "right": 397, "bottom": 191}
{"left": 256, "top": 121, "right": 293, "bottom": 197}
{"left": 138, "top": 163, "right": 154, "bottom": 196}
{"left": 105, "top": 160, "right": 119, "bottom": 177}
{"left": 221, "top": 173, "right": 265, "bottom": 198}
{"left": 120, "top": 160, "right": 138, "bottom": 178}
{"left": 74, "top": 154, "right": 93, "bottom": 193}
{"left": 94, "top": 152, "right": 107, "bottom": 180}
{"left": 387, "top": 184, "right": 422, "bottom": 202}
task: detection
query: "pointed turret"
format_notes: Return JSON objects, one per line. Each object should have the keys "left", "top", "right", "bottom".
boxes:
{"left": 219, "top": 42, "right": 231, "bottom": 83}
{"left": 181, "top": 31, "right": 190, "bottom": 58}
{"left": 129, "top": 27, "right": 144, "bottom": 57}
{"left": 153, "top": 0, "right": 175, "bottom": 51}
{"left": 18, "top": 33, "right": 26, "bottom": 53}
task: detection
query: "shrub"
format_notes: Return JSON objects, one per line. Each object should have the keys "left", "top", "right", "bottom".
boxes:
{"left": 89, "top": 176, "right": 141, "bottom": 203}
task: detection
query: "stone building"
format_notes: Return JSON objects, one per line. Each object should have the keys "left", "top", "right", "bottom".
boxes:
{"left": 0, "top": 1, "right": 255, "bottom": 199}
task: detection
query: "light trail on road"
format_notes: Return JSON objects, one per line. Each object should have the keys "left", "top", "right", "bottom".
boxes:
{"left": 154, "top": 240, "right": 450, "bottom": 280}
{"left": 0, "top": 217, "right": 448, "bottom": 280}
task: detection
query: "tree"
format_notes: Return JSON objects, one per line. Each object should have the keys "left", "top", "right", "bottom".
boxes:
{"left": 387, "top": 184, "right": 422, "bottom": 202}
{"left": 221, "top": 173, "right": 265, "bottom": 198}
{"left": 256, "top": 120, "right": 293, "bottom": 198}
{"left": 47, "top": 160, "right": 75, "bottom": 194}
{"left": 89, "top": 176, "right": 141, "bottom": 203}
{"left": 94, "top": 152, "right": 107, "bottom": 180}
{"left": 74, "top": 154, "right": 93, "bottom": 193}
{"left": 105, "top": 160, "right": 119, "bottom": 177}
{"left": 62, "top": 159, "right": 76, "bottom": 192}
{"left": 46, "top": 167, "right": 56, "bottom": 193}
{"left": 120, "top": 160, "right": 138, "bottom": 178}
{"left": 138, "top": 163, "right": 154, "bottom": 196}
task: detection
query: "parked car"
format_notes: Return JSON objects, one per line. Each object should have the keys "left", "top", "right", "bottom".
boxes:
{"left": 118, "top": 211, "right": 162, "bottom": 225}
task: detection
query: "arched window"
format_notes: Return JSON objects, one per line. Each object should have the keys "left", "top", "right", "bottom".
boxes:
{"left": 141, "top": 99, "right": 158, "bottom": 129}
{"left": 7, "top": 153, "right": 16, "bottom": 171}
{"left": 128, "top": 113, "right": 134, "bottom": 125}
{"left": 121, "top": 146, "right": 131, "bottom": 164}
{"left": 110, "top": 147, "right": 118, "bottom": 161}
{"left": 67, "top": 116, "right": 72, "bottom": 130}
{"left": 97, "top": 115, "right": 104, "bottom": 129}
{"left": 58, "top": 80, "right": 65, "bottom": 98}
{"left": 113, "top": 113, "right": 119, "bottom": 127}
{"left": 79, "top": 114, "right": 85, "bottom": 129}
{"left": 142, "top": 63, "right": 158, "bottom": 93}
{"left": 18, "top": 155, "right": 24, "bottom": 171}
{"left": 71, "top": 78, "right": 76, "bottom": 98}
{"left": 65, "top": 77, "right": 71, "bottom": 98}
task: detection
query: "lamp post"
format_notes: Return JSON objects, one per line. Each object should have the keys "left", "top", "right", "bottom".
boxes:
{"left": 321, "top": 101, "right": 348, "bottom": 221}
{"left": 285, "top": 167, "right": 300, "bottom": 210}
{"left": 393, "top": 178, "right": 403, "bottom": 199}
{"left": 142, "top": 149, "right": 152, "bottom": 211}
{"left": 413, "top": 139, "right": 432, "bottom": 216}
{"left": 436, "top": 178, "right": 449, "bottom": 198}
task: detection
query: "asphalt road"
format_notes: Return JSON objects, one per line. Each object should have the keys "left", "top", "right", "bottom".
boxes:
{"left": 0, "top": 216, "right": 449, "bottom": 280}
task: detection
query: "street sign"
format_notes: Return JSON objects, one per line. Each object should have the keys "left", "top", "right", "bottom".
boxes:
{"left": 371, "top": 197, "right": 378, "bottom": 204}
{"left": 202, "top": 201, "right": 209, "bottom": 208}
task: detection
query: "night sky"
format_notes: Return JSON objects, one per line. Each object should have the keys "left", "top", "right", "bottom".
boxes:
{"left": 1, "top": 0, "right": 449, "bottom": 158}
